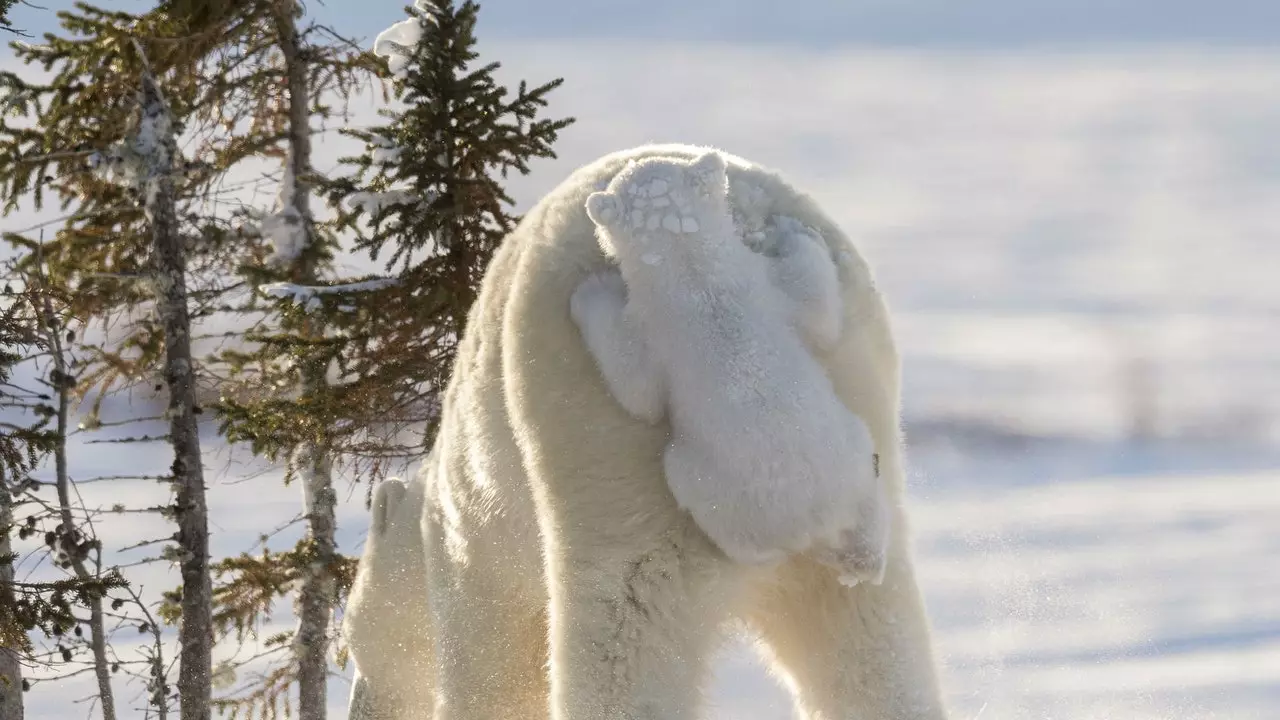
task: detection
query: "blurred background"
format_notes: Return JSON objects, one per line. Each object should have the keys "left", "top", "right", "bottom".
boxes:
{"left": 6, "top": 1, "right": 1280, "bottom": 718}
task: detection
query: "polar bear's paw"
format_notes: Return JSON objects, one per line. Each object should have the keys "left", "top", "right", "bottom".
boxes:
{"left": 569, "top": 269, "right": 668, "bottom": 423}
{"left": 585, "top": 152, "right": 732, "bottom": 265}
{"left": 810, "top": 526, "right": 888, "bottom": 587}
{"left": 808, "top": 486, "right": 892, "bottom": 587}
{"left": 569, "top": 269, "right": 627, "bottom": 328}
{"left": 768, "top": 224, "right": 843, "bottom": 351}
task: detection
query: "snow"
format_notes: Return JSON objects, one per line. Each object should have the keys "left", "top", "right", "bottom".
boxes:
{"left": 373, "top": 20, "right": 423, "bottom": 78}
{"left": 369, "top": 136, "right": 403, "bottom": 165}
{"left": 131, "top": 77, "right": 178, "bottom": 217}
{"left": 374, "top": 20, "right": 423, "bottom": 59}
{"left": 261, "top": 159, "right": 309, "bottom": 267}
{"left": 87, "top": 146, "right": 143, "bottom": 189}
{"left": 259, "top": 279, "right": 396, "bottom": 312}
{"left": 708, "top": 448, "right": 1280, "bottom": 720}
{"left": 344, "top": 189, "right": 422, "bottom": 222}
{"left": 86, "top": 80, "right": 174, "bottom": 196}
{"left": 15, "top": 404, "right": 1280, "bottom": 719}
{"left": 372, "top": 0, "right": 440, "bottom": 77}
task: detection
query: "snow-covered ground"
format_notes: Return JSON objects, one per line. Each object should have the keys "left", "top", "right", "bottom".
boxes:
{"left": 710, "top": 438, "right": 1280, "bottom": 720}
{"left": 18, "top": 432, "right": 1280, "bottom": 720}
{"left": 9, "top": 42, "right": 1280, "bottom": 719}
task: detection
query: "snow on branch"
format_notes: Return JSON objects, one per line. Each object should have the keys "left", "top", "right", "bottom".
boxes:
{"left": 87, "top": 145, "right": 145, "bottom": 189}
{"left": 258, "top": 279, "right": 397, "bottom": 312}
{"left": 370, "top": 135, "right": 403, "bottom": 165}
{"left": 85, "top": 42, "right": 177, "bottom": 200}
{"left": 260, "top": 155, "right": 309, "bottom": 267}
{"left": 345, "top": 189, "right": 423, "bottom": 217}
{"left": 373, "top": 0, "right": 439, "bottom": 78}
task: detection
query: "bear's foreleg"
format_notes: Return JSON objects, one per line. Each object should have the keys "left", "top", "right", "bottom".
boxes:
{"left": 569, "top": 269, "right": 666, "bottom": 423}
{"left": 423, "top": 503, "right": 549, "bottom": 720}
{"left": 747, "top": 519, "right": 949, "bottom": 720}
{"left": 766, "top": 229, "right": 844, "bottom": 352}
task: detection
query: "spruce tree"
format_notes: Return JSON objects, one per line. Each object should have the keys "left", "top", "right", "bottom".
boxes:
{"left": 3, "top": 1, "right": 381, "bottom": 713}
{"left": 330, "top": 0, "right": 573, "bottom": 443}
{"left": 1, "top": 0, "right": 20, "bottom": 34}
{"left": 0, "top": 6, "right": 251, "bottom": 717}
{"left": 28, "top": 240, "right": 121, "bottom": 720}
{"left": 209, "top": 1, "right": 573, "bottom": 714}
{"left": 133, "top": 2, "right": 375, "bottom": 717}
{"left": 2, "top": 0, "right": 573, "bottom": 716}
{"left": 0, "top": 274, "right": 48, "bottom": 720}
{"left": 0, "top": 250, "right": 130, "bottom": 720}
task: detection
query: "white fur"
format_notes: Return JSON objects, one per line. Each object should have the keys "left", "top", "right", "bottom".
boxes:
{"left": 768, "top": 218, "right": 845, "bottom": 352}
{"left": 343, "top": 476, "right": 435, "bottom": 720}
{"left": 574, "top": 152, "right": 889, "bottom": 582}
{"left": 344, "top": 144, "right": 950, "bottom": 720}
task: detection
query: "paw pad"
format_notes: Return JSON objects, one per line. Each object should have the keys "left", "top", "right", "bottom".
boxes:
{"left": 593, "top": 154, "right": 729, "bottom": 240}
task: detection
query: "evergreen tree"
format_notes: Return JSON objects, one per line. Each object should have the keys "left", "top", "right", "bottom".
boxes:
{"left": 3, "top": 246, "right": 176, "bottom": 719}
{"left": 26, "top": 240, "right": 120, "bottom": 720}
{"left": 330, "top": 0, "right": 573, "bottom": 443}
{"left": 1, "top": 0, "right": 20, "bottom": 34}
{"left": 2, "top": 5, "right": 378, "bottom": 717}
{"left": 136, "top": 56, "right": 215, "bottom": 720}
{"left": 0, "top": 5, "right": 254, "bottom": 717}
{"left": 126, "top": 2, "right": 375, "bottom": 717}
{"left": 0, "top": 251, "right": 130, "bottom": 720}
{"left": 0, "top": 273, "right": 49, "bottom": 720}
{"left": 208, "top": 1, "right": 573, "bottom": 715}
{"left": 2, "top": 0, "right": 573, "bottom": 716}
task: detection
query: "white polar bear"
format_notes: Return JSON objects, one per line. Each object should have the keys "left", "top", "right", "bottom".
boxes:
{"left": 571, "top": 151, "right": 890, "bottom": 585}
{"left": 346, "top": 144, "right": 950, "bottom": 720}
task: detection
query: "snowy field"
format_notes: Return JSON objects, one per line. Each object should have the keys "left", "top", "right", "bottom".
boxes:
{"left": 22, "top": 434, "right": 1280, "bottom": 720}
{"left": 8, "top": 41, "right": 1280, "bottom": 719}
{"left": 711, "top": 443, "right": 1280, "bottom": 720}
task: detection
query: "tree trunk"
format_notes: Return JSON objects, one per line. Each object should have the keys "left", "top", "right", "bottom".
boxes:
{"left": 0, "top": 470, "right": 24, "bottom": 720}
{"left": 35, "top": 290, "right": 116, "bottom": 720}
{"left": 270, "top": 5, "right": 337, "bottom": 718}
{"left": 137, "top": 67, "right": 212, "bottom": 720}
{"left": 291, "top": 441, "right": 337, "bottom": 720}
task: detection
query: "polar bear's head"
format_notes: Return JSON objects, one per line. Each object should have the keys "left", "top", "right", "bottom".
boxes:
{"left": 343, "top": 476, "right": 434, "bottom": 720}
{"left": 584, "top": 151, "right": 736, "bottom": 269}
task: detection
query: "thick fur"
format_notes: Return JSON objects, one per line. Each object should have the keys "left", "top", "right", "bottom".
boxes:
{"left": 344, "top": 476, "right": 434, "bottom": 720}
{"left": 573, "top": 152, "right": 890, "bottom": 584}
{"left": 345, "top": 144, "right": 950, "bottom": 720}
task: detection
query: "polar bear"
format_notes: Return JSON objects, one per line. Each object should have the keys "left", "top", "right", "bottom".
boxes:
{"left": 570, "top": 152, "right": 890, "bottom": 585}
{"left": 343, "top": 476, "right": 434, "bottom": 720}
{"left": 346, "top": 144, "right": 950, "bottom": 720}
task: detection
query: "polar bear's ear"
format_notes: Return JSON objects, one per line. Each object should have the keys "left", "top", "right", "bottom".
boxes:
{"left": 585, "top": 191, "right": 621, "bottom": 228}
{"left": 688, "top": 152, "right": 728, "bottom": 197}
{"left": 371, "top": 478, "right": 408, "bottom": 536}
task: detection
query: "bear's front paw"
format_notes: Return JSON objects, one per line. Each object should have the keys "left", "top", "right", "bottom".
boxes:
{"left": 569, "top": 270, "right": 627, "bottom": 327}
{"left": 809, "top": 526, "right": 889, "bottom": 587}
{"left": 768, "top": 224, "right": 843, "bottom": 351}
{"left": 808, "top": 485, "right": 892, "bottom": 587}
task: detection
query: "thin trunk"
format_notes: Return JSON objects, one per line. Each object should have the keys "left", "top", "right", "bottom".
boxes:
{"left": 271, "top": 1, "right": 313, "bottom": 239}
{"left": 32, "top": 284, "right": 116, "bottom": 720}
{"left": 124, "top": 583, "right": 169, "bottom": 720}
{"left": 135, "top": 62, "right": 212, "bottom": 720}
{"left": 270, "top": 5, "right": 337, "bottom": 718}
{"left": 291, "top": 441, "right": 336, "bottom": 720}
{"left": 0, "top": 469, "right": 24, "bottom": 720}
